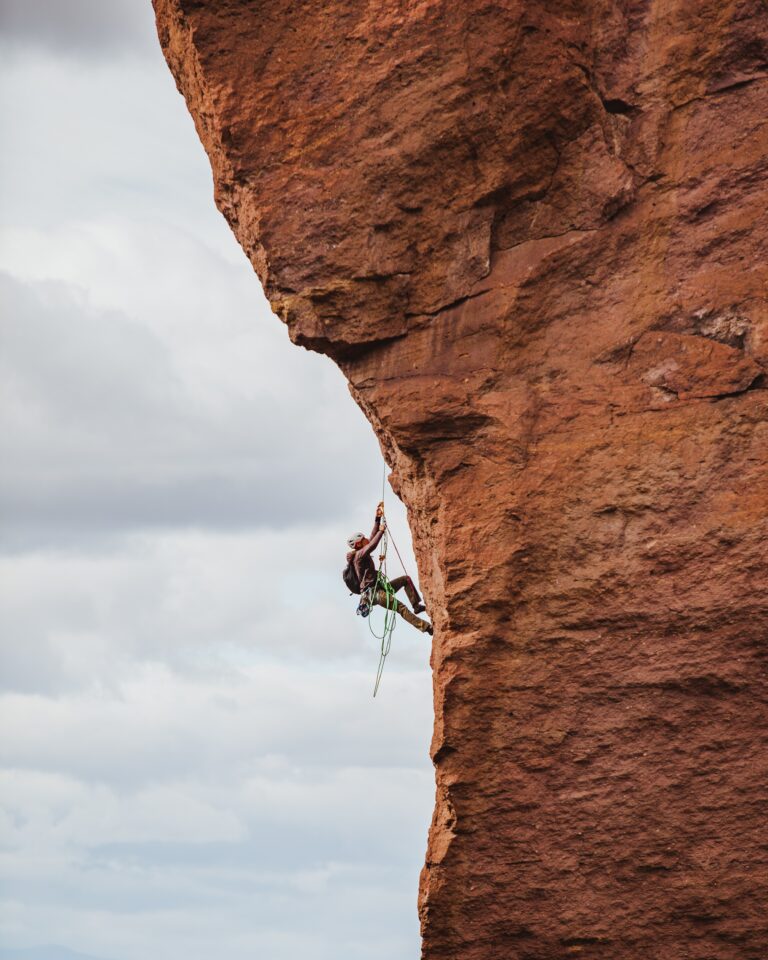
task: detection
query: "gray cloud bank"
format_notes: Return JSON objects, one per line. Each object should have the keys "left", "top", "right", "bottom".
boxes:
{"left": 0, "top": 0, "right": 157, "bottom": 58}
{"left": 0, "top": 269, "right": 375, "bottom": 545}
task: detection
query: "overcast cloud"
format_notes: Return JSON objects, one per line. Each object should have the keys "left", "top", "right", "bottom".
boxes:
{"left": 0, "top": 0, "right": 156, "bottom": 59}
{"left": 0, "top": 4, "right": 433, "bottom": 959}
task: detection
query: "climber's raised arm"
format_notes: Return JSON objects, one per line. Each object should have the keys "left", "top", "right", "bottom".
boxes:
{"left": 361, "top": 505, "right": 386, "bottom": 558}
{"left": 367, "top": 500, "right": 384, "bottom": 538}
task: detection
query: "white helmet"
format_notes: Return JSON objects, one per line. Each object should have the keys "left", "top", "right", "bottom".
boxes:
{"left": 347, "top": 532, "right": 365, "bottom": 549}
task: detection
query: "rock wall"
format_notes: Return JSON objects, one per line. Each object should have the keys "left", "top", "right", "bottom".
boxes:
{"left": 154, "top": 2, "right": 768, "bottom": 956}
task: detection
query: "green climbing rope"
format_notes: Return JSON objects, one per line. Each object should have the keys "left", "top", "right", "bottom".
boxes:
{"left": 370, "top": 529, "right": 398, "bottom": 697}
{"left": 368, "top": 459, "right": 426, "bottom": 697}
{"left": 368, "top": 462, "right": 398, "bottom": 696}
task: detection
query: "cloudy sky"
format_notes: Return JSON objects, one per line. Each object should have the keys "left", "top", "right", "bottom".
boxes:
{"left": 0, "top": 4, "right": 434, "bottom": 959}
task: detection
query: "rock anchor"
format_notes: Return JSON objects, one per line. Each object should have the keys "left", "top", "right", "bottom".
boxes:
{"left": 154, "top": 1, "right": 768, "bottom": 956}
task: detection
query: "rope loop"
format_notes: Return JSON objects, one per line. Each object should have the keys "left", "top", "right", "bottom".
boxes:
{"left": 370, "top": 529, "right": 397, "bottom": 697}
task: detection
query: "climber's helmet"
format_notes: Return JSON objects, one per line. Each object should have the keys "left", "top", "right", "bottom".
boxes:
{"left": 347, "top": 532, "right": 366, "bottom": 550}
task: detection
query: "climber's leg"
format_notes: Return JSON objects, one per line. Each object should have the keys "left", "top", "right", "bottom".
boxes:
{"left": 373, "top": 589, "right": 432, "bottom": 634}
{"left": 388, "top": 575, "right": 426, "bottom": 613}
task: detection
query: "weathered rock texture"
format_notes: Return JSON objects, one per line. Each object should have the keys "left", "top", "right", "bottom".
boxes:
{"left": 154, "top": 2, "right": 768, "bottom": 956}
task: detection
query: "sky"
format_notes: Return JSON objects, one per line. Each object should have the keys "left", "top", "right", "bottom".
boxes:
{"left": 0, "top": 3, "right": 434, "bottom": 959}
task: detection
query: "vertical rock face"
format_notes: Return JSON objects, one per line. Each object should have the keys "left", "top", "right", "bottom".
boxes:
{"left": 154, "top": 2, "right": 768, "bottom": 956}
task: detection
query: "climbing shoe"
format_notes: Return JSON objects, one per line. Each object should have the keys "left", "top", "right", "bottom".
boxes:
{"left": 413, "top": 602, "right": 426, "bottom": 615}
{"left": 425, "top": 624, "right": 433, "bottom": 636}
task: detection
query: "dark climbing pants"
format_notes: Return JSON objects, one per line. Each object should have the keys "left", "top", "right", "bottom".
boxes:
{"left": 372, "top": 576, "right": 431, "bottom": 633}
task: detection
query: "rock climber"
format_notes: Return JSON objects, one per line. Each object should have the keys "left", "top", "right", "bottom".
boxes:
{"left": 344, "top": 502, "right": 433, "bottom": 635}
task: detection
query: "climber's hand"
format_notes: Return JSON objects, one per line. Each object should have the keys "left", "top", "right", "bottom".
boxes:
{"left": 376, "top": 501, "right": 385, "bottom": 518}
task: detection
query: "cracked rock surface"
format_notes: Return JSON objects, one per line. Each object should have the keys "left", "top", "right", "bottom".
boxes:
{"left": 154, "top": 1, "right": 768, "bottom": 956}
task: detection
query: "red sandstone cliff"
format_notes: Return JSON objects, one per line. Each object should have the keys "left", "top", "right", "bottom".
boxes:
{"left": 153, "top": 2, "right": 768, "bottom": 956}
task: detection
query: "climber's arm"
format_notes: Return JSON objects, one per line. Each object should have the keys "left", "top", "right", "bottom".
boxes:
{"left": 361, "top": 514, "right": 385, "bottom": 558}
{"left": 366, "top": 501, "right": 385, "bottom": 541}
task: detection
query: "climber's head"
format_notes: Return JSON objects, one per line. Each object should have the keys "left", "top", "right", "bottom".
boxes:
{"left": 347, "top": 532, "right": 367, "bottom": 551}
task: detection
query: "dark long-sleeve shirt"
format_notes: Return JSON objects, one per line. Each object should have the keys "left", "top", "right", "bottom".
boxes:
{"left": 347, "top": 516, "right": 384, "bottom": 591}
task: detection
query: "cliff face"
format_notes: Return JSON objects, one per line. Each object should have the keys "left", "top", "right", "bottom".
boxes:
{"left": 154, "top": 2, "right": 768, "bottom": 956}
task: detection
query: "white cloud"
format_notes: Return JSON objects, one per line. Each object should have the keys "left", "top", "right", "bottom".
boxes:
{"left": 0, "top": 662, "right": 433, "bottom": 959}
{"left": 0, "top": 659, "right": 433, "bottom": 786}
{"left": 0, "top": 52, "right": 209, "bottom": 233}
